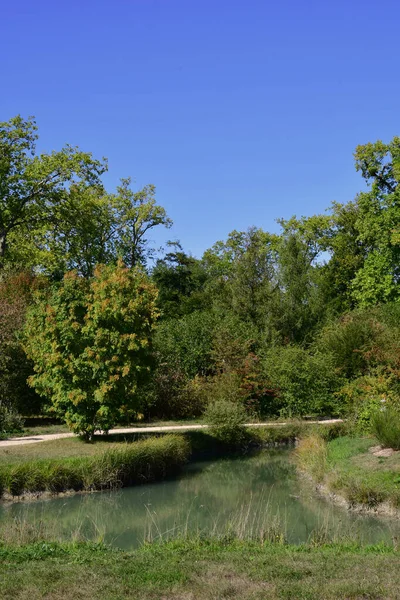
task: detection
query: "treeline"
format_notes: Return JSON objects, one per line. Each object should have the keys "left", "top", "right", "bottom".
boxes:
{"left": 1, "top": 115, "right": 400, "bottom": 437}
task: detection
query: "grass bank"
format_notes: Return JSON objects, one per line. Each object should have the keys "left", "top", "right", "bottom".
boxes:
{"left": 296, "top": 434, "right": 400, "bottom": 511}
{"left": 1, "top": 538, "right": 399, "bottom": 599}
{"left": 0, "top": 434, "right": 190, "bottom": 498}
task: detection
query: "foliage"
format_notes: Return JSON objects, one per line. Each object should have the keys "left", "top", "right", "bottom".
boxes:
{"left": 316, "top": 305, "right": 400, "bottom": 424}
{"left": 349, "top": 138, "right": 400, "bottom": 306}
{"left": 204, "top": 399, "right": 248, "bottom": 447}
{"left": 24, "top": 262, "right": 158, "bottom": 439}
{"left": 1, "top": 116, "right": 172, "bottom": 276}
{"left": 154, "top": 310, "right": 216, "bottom": 379}
{"left": 0, "top": 271, "right": 45, "bottom": 415}
{"left": 0, "top": 434, "right": 190, "bottom": 496}
{"left": 203, "top": 228, "right": 279, "bottom": 332}
{"left": 0, "top": 404, "right": 24, "bottom": 438}
{"left": 152, "top": 242, "right": 210, "bottom": 319}
{"left": 315, "top": 311, "right": 386, "bottom": 379}
{"left": 371, "top": 405, "right": 400, "bottom": 450}
{"left": 262, "top": 346, "right": 343, "bottom": 417}
{"left": 110, "top": 178, "right": 172, "bottom": 268}
{"left": 4, "top": 122, "right": 400, "bottom": 428}
{"left": 0, "top": 115, "right": 106, "bottom": 268}
{"left": 141, "top": 365, "right": 207, "bottom": 420}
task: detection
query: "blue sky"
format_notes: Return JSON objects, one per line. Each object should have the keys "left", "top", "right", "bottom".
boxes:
{"left": 2, "top": 0, "right": 400, "bottom": 258}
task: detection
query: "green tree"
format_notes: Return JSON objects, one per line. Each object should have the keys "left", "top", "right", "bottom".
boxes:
{"left": 152, "top": 242, "right": 210, "bottom": 318}
{"left": 112, "top": 178, "right": 172, "bottom": 267}
{"left": 350, "top": 137, "right": 400, "bottom": 306}
{"left": 273, "top": 226, "right": 328, "bottom": 343}
{"left": 0, "top": 115, "right": 106, "bottom": 267}
{"left": 203, "top": 228, "right": 279, "bottom": 332}
{"left": 24, "top": 262, "right": 158, "bottom": 439}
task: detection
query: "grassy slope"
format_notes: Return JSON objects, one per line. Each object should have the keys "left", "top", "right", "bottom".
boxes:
{"left": 297, "top": 435, "right": 400, "bottom": 508}
{"left": 327, "top": 436, "right": 400, "bottom": 507}
{"left": 1, "top": 540, "right": 400, "bottom": 600}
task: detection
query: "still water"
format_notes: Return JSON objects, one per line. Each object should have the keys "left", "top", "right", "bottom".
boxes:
{"left": 1, "top": 450, "right": 399, "bottom": 549}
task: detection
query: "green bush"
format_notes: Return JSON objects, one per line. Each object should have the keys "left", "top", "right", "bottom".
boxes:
{"left": 140, "top": 362, "right": 207, "bottom": 420}
{"left": 0, "top": 434, "right": 190, "bottom": 497}
{"left": 204, "top": 400, "right": 248, "bottom": 447}
{"left": 371, "top": 405, "right": 400, "bottom": 450}
{"left": 262, "top": 346, "right": 343, "bottom": 417}
{"left": 0, "top": 405, "right": 24, "bottom": 438}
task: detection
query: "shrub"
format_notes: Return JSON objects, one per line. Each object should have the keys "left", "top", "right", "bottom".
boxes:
{"left": 204, "top": 399, "right": 248, "bottom": 447}
{"left": 154, "top": 310, "right": 216, "bottom": 379}
{"left": 141, "top": 363, "right": 207, "bottom": 420}
{"left": 371, "top": 405, "right": 400, "bottom": 450}
{"left": 339, "top": 373, "right": 399, "bottom": 432}
{"left": 0, "top": 404, "right": 24, "bottom": 438}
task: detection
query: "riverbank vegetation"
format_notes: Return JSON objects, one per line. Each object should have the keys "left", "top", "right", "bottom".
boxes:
{"left": 296, "top": 434, "right": 400, "bottom": 510}
{"left": 0, "top": 434, "right": 189, "bottom": 498}
{"left": 2, "top": 116, "right": 400, "bottom": 441}
{"left": 0, "top": 422, "right": 347, "bottom": 498}
{"left": 1, "top": 538, "right": 400, "bottom": 600}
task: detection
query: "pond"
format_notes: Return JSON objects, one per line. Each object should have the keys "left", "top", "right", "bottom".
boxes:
{"left": 1, "top": 449, "right": 399, "bottom": 549}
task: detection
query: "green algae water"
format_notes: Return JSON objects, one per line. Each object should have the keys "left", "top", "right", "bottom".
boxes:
{"left": 1, "top": 450, "right": 399, "bottom": 549}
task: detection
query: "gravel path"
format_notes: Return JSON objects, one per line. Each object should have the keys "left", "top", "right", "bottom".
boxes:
{"left": 0, "top": 419, "right": 343, "bottom": 448}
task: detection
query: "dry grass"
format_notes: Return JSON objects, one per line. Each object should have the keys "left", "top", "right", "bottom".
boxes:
{"left": 294, "top": 434, "right": 327, "bottom": 482}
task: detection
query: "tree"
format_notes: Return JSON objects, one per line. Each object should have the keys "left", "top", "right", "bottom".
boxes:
{"left": 203, "top": 228, "right": 279, "bottom": 332}
{"left": 152, "top": 242, "right": 210, "bottom": 318}
{"left": 24, "top": 262, "right": 158, "bottom": 439}
{"left": 112, "top": 178, "right": 172, "bottom": 267}
{"left": 272, "top": 224, "right": 328, "bottom": 343}
{"left": 349, "top": 138, "right": 400, "bottom": 306}
{"left": 0, "top": 115, "right": 106, "bottom": 267}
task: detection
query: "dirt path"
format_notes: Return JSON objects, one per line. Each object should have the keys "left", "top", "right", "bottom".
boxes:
{"left": 0, "top": 419, "right": 343, "bottom": 448}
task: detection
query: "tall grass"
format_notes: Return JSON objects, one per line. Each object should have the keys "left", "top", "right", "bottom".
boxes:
{"left": 371, "top": 406, "right": 400, "bottom": 450}
{"left": 0, "top": 434, "right": 190, "bottom": 498}
{"left": 294, "top": 435, "right": 327, "bottom": 482}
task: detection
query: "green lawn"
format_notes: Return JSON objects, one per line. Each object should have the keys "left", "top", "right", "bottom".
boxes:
{"left": 1, "top": 539, "right": 399, "bottom": 600}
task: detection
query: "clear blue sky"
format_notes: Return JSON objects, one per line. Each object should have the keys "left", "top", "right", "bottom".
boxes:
{"left": 2, "top": 0, "right": 400, "bottom": 258}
